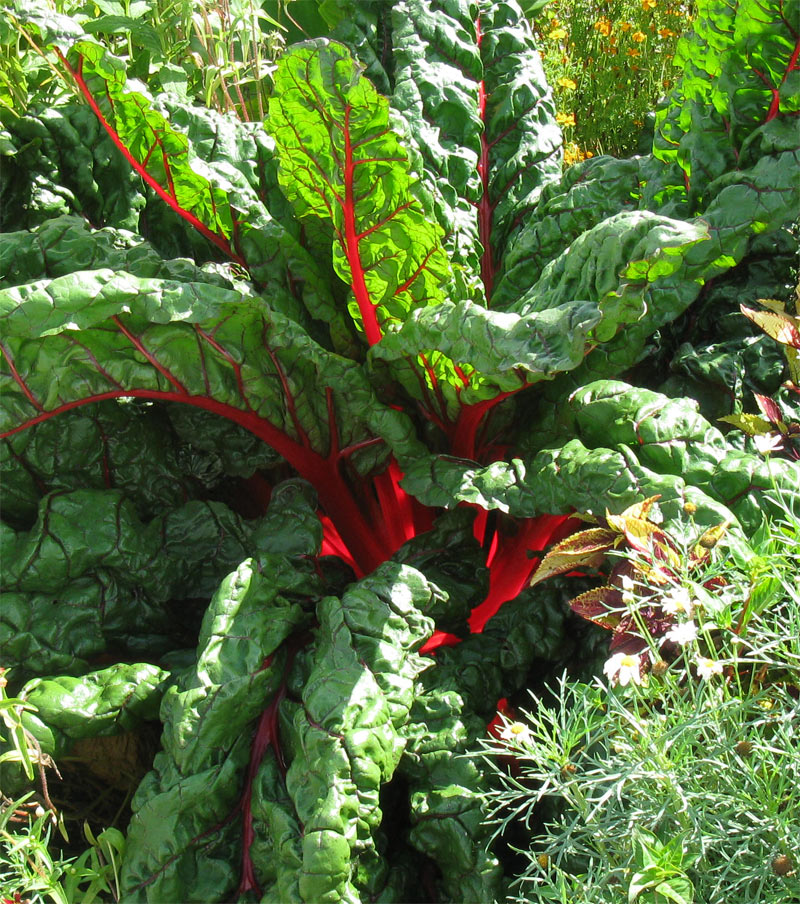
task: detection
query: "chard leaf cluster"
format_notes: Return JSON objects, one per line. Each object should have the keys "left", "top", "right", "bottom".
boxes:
{"left": 0, "top": 0, "right": 798, "bottom": 900}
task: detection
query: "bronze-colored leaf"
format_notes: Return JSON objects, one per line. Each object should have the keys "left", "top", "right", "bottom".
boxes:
{"left": 529, "top": 528, "right": 618, "bottom": 586}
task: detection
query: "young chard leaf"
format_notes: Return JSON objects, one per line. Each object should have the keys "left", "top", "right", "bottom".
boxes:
{"left": 55, "top": 40, "right": 246, "bottom": 265}
{"left": 269, "top": 39, "right": 450, "bottom": 344}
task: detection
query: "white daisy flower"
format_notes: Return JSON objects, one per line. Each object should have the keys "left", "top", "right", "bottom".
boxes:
{"left": 753, "top": 433, "right": 784, "bottom": 455}
{"left": 603, "top": 652, "right": 644, "bottom": 687}
{"left": 500, "top": 721, "right": 531, "bottom": 746}
{"left": 661, "top": 586, "right": 693, "bottom": 617}
{"left": 664, "top": 620, "right": 698, "bottom": 646}
{"left": 696, "top": 657, "right": 723, "bottom": 680}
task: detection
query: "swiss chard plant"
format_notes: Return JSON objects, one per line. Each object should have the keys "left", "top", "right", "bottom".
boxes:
{"left": 1, "top": 0, "right": 799, "bottom": 900}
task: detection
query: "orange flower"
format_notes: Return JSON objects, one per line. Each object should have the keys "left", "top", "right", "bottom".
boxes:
{"left": 642, "top": 0, "right": 657, "bottom": 8}
{"left": 658, "top": 27, "right": 676, "bottom": 37}
{"left": 626, "top": 47, "right": 640, "bottom": 56}
{"left": 593, "top": 18, "right": 612, "bottom": 36}
{"left": 549, "top": 26, "right": 568, "bottom": 40}
{"left": 631, "top": 30, "right": 647, "bottom": 42}
{"left": 556, "top": 111, "right": 576, "bottom": 127}
{"left": 557, "top": 77, "right": 578, "bottom": 90}
{"left": 563, "top": 141, "right": 590, "bottom": 166}
{"left": 620, "top": 21, "right": 633, "bottom": 32}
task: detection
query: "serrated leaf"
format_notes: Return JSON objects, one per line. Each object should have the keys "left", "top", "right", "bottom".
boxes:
{"left": 754, "top": 393, "right": 785, "bottom": 426}
{"left": 605, "top": 511, "right": 677, "bottom": 568}
{"left": 741, "top": 304, "right": 800, "bottom": 350}
{"left": 529, "top": 528, "right": 618, "bottom": 586}
{"left": 569, "top": 586, "right": 623, "bottom": 631}
{"left": 616, "top": 495, "right": 662, "bottom": 524}
{"left": 718, "top": 412, "right": 774, "bottom": 435}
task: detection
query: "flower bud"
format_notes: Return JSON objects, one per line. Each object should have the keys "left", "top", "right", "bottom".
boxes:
{"left": 735, "top": 740, "right": 753, "bottom": 758}
{"left": 771, "top": 854, "right": 793, "bottom": 876}
{"left": 683, "top": 502, "right": 697, "bottom": 515}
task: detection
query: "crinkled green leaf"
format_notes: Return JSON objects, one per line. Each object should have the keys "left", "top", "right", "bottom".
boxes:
{"left": 0, "top": 104, "right": 145, "bottom": 231}
{"left": 401, "top": 433, "right": 794, "bottom": 542}
{"left": 120, "top": 477, "right": 324, "bottom": 901}
{"left": 537, "top": 147, "right": 798, "bottom": 398}
{"left": 6, "top": 20, "right": 353, "bottom": 350}
{"left": 649, "top": 0, "right": 799, "bottom": 210}
{"left": 120, "top": 555, "right": 318, "bottom": 903}
{"left": 0, "top": 266, "right": 431, "bottom": 571}
{"left": 519, "top": 211, "right": 709, "bottom": 342}
{"left": 389, "top": 0, "right": 483, "bottom": 295}
{"left": 423, "top": 578, "right": 581, "bottom": 717}
{"left": 0, "top": 489, "right": 257, "bottom": 680}
{"left": 0, "top": 215, "right": 238, "bottom": 292}
{"left": 477, "top": 0, "right": 562, "bottom": 250}
{"left": 329, "top": 0, "right": 394, "bottom": 96}
{"left": 392, "top": 509, "right": 489, "bottom": 632}
{"left": 282, "top": 562, "right": 435, "bottom": 903}
{"left": 370, "top": 297, "right": 601, "bottom": 413}
{"left": 250, "top": 479, "right": 323, "bottom": 558}
{"left": 398, "top": 679, "right": 502, "bottom": 901}
{"left": 492, "top": 156, "right": 644, "bottom": 312}
{"left": 0, "top": 268, "right": 400, "bottom": 466}
{"left": 0, "top": 395, "right": 283, "bottom": 532}
{"left": 565, "top": 381, "right": 799, "bottom": 531}
{"left": 390, "top": 0, "right": 561, "bottom": 302}
{"left": 19, "top": 662, "right": 169, "bottom": 759}
{"left": 0, "top": 400, "right": 189, "bottom": 528}
{"left": 148, "top": 100, "right": 357, "bottom": 353}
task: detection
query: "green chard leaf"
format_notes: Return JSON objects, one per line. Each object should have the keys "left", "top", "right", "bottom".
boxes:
{"left": 121, "top": 558, "right": 436, "bottom": 904}
{"left": 18, "top": 662, "right": 170, "bottom": 760}
{"left": 269, "top": 39, "right": 451, "bottom": 345}
{"left": 651, "top": 0, "right": 800, "bottom": 210}
{"left": 0, "top": 104, "right": 145, "bottom": 232}
{"left": 281, "top": 562, "right": 435, "bottom": 903}
{"left": 4, "top": 15, "right": 356, "bottom": 351}
{"left": 119, "top": 556, "right": 319, "bottom": 903}
{"left": 0, "top": 215, "right": 237, "bottom": 291}
{"left": 402, "top": 378, "right": 799, "bottom": 544}
{"left": 0, "top": 267, "right": 428, "bottom": 572}
{"left": 390, "top": 0, "right": 484, "bottom": 296}
{"left": 398, "top": 672, "right": 502, "bottom": 902}
{"left": 0, "top": 489, "right": 258, "bottom": 680}
{"left": 390, "top": 0, "right": 562, "bottom": 302}
{"left": 491, "top": 156, "right": 645, "bottom": 312}
{"left": 2, "top": 1, "right": 800, "bottom": 899}
{"left": 424, "top": 578, "right": 581, "bottom": 717}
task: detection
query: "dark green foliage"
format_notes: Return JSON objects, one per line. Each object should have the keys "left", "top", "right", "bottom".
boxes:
{"left": 1, "top": 0, "right": 798, "bottom": 900}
